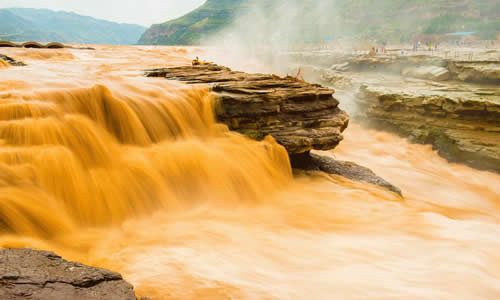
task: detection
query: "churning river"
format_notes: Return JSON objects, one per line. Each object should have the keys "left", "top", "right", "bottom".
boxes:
{"left": 0, "top": 46, "right": 499, "bottom": 299}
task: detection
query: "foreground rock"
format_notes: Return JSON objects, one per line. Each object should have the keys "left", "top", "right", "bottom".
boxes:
{"left": 0, "top": 248, "right": 145, "bottom": 300}
{"left": 0, "top": 54, "right": 26, "bottom": 66}
{"left": 146, "top": 64, "right": 349, "bottom": 154}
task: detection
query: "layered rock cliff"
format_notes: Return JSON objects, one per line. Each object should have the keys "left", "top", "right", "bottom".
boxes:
{"left": 146, "top": 64, "right": 403, "bottom": 195}
{"left": 355, "top": 84, "right": 500, "bottom": 173}
{"left": 146, "top": 64, "right": 349, "bottom": 154}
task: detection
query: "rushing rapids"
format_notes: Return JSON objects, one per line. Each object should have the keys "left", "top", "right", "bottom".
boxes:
{"left": 0, "top": 58, "right": 9, "bottom": 69}
{"left": 0, "top": 46, "right": 499, "bottom": 299}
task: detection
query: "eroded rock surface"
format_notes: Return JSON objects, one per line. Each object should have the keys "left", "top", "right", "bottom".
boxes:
{"left": 146, "top": 64, "right": 349, "bottom": 154}
{"left": 0, "top": 248, "right": 143, "bottom": 300}
{"left": 0, "top": 54, "right": 26, "bottom": 66}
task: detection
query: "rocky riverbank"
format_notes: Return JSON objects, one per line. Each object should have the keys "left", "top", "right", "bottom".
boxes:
{"left": 0, "top": 248, "right": 147, "bottom": 300}
{"left": 286, "top": 50, "right": 500, "bottom": 173}
{"left": 287, "top": 50, "right": 500, "bottom": 84}
{"left": 146, "top": 64, "right": 402, "bottom": 194}
{"left": 355, "top": 83, "right": 500, "bottom": 173}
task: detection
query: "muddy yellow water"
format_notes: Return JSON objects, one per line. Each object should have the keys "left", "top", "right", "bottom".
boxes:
{"left": 0, "top": 58, "right": 9, "bottom": 69}
{"left": 0, "top": 46, "right": 499, "bottom": 299}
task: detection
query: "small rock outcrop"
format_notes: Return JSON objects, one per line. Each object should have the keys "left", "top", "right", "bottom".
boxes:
{"left": 0, "top": 248, "right": 144, "bottom": 300}
{"left": 0, "top": 54, "right": 25, "bottom": 66}
{"left": 291, "top": 152, "right": 402, "bottom": 196}
{"left": 146, "top": 64, "right": 349, "bottom": 154}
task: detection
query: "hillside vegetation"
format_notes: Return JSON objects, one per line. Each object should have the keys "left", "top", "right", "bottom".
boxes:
{"left": 0, "top": 8, "right": 146, "bottom": 45}
{"left": 138, "top": 0, "right": 500, "bottom": 45}
{"left": 138, "top": 0, "right": 248, "bottom": 45}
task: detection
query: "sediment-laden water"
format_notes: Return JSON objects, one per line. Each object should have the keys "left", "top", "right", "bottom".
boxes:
{"left": 0, "top": 46, "right": 499, "bottom": 299}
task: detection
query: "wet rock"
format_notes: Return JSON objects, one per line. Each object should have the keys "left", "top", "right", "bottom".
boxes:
{"left": 290, "top": 152, "right": 402, "bottom": 196}
{"left": 0, "top": 54, "right": 26, "bottom": 66}
{"left": 146, "top": 64, "right": 349, "bottom": 154}
{"left": 0, "top": 248, "right": 143, "bottom": 300}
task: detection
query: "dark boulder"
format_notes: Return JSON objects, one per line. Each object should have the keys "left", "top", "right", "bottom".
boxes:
{"left": 291, "top": 152, "right": 402, "bottom": 196}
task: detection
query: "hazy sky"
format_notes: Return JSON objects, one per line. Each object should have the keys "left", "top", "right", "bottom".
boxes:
{"left": 0, "top": 0, "right": 206, "bottom": 26}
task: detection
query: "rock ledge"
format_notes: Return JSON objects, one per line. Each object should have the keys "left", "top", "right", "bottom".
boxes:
{"left": 146, "top": 64, "right": 349, "bottom": 154}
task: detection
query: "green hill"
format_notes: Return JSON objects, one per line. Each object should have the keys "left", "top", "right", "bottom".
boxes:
{"left": 138, "top": 0, "right": 248, "bottom": 45}
{"left": 138, "top": 0, "right": 500, "bottom": 45}
{"left": 0, "top": 8, "right": 146, "bottom": 45}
